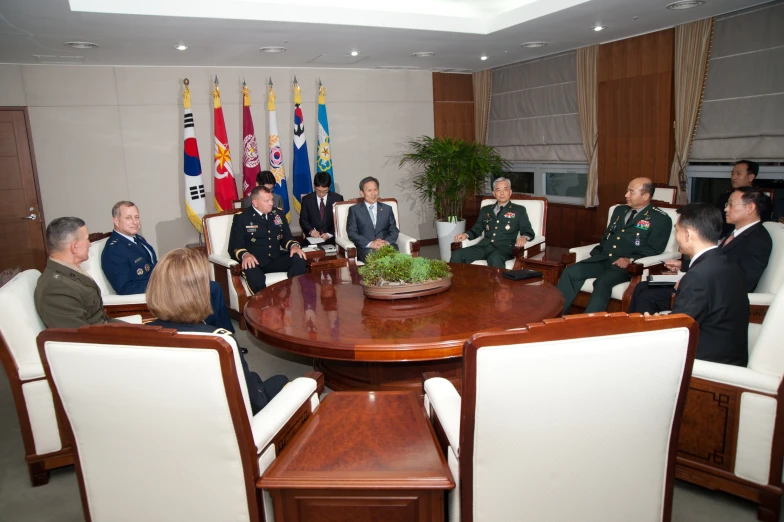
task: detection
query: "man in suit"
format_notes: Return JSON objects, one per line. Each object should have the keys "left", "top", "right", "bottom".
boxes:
{"left": 556, "top": 177, "right": 672, "bottom": 313}
{"left": 101, "top": 200, "right": 233, "bottom": 331}
{"left": 450, "top": 177, "right": 534, "bottom": 268}
{"left": 661, "top": 203, "right": 749, "bottom": 366}
{"left": 35, "top": 217, "right": 116, "bottom": 328}
{"left": 299, "top": 172, "right": 343, "bottom": 244}
{"left": 717, "top": 160, "right": 757, "bottom": 236}
{"left": 241, "top": 170, "right": 284, "bottom": 210}
{"left": 346, "top": 176, "right": 399, "bottom": 262}
{"left": 629, "top": 187, "right": 772, "bottom": 314}
{"left": 229, "top": 186, "right": 306, "bottom": 293}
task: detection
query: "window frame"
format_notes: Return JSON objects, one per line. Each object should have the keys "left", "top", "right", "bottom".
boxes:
{"left": 685, "top": 163, "right": 784, "bottom": 202}
{"left": 493, "top": 162, "right": 589, "bottom": 205}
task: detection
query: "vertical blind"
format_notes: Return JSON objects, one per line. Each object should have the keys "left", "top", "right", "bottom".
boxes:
{"left": 487, "top": 52, "right": 586, "bottom": 163}
{"left": 690, "top": 2, "right": 784, "bottom": 160}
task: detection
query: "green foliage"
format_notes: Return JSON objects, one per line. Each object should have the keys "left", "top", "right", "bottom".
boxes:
{"left": 399, "top": 136, "right": 510, "bottom": 222}
{"left": 358, "top": 247, "right": 452, "bottom": 286}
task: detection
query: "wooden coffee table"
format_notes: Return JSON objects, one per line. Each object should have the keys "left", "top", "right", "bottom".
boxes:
{"left": 515, "top": 246, "right": 571, "bottom": 286}
{"left": 244, "top": 263, "right": 564, "bottom": 393}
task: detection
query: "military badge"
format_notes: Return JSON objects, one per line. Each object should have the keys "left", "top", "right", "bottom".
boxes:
{"left": 277, "top": 234, "right": 283, "bottom": 240}
{"left": 636, "top": 220, "right": 650, "bottom": 230}
{"left": 485, "top": 224, "right": 490, "bottom": 231}
{"left": 635, "top": 233, "right": 641, "bottom": 246}
{"left": 274, "top": 214, "right": 283, "bottom": 226}
{"left": 505, "top": 224, "right": 511, "bottom": 231}
{"left": 145, "top": 264, "right": 151, "bottom": 272}
{"left": 137, "top": 268, "right": 144, "bottom": 276}
{"left": 504, "top": 212, "right": 516, "bottom": 218}
{"left": 134, "top": 257, "right": 143, "bottom": 263}
{"left": 251, "top": 238, "right": 256, "bottom": 242}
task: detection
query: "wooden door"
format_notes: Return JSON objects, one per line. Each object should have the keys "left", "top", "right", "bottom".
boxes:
{"left": 0, "top": 109, "right": 47, "bottom": 272}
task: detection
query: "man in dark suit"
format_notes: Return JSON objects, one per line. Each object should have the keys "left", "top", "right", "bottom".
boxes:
{"left": 716, "top": 160, "right": 757, "bottom": 236}
{"left": 241, "top": 170, "right": 284, "bottom": 210}
{"left": 629, "top": 186, "right": 772, "bottom": 314}
{"left": 346, "top": 176, "right": 399, "bottom": 262}
{"left": 229, "top": 186, "right": 306, "bottom": 293}
{"left": 556, "top": 177, "right": 672, "bottom": 313}
{"left": 299, "top": 172, "right": 343, "bottom": 244}
{"left": 659, "top": 203, "right": 749, "bottom": 366}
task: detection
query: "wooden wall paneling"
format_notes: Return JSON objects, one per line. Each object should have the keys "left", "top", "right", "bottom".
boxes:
{"left": 432, "top": 73, "right": 475, "bottom": 141}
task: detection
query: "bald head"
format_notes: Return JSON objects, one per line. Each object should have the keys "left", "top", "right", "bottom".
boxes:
{"left": 625, "top": 177, "right": 653, "bottom": 209}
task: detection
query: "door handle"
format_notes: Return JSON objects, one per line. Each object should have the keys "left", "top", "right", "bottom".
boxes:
{"left": 21, "top": 214, "right": 37, "bottom": 220}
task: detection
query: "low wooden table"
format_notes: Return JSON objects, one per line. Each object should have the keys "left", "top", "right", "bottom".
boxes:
{"left": 258, "top": 391, "right": 454, "bottom": 522}
{"left": 303, "top": 248, "right": 349, "bottom": 272}
{"left": 517, "top": 246, "right": 571, "bottom": 286}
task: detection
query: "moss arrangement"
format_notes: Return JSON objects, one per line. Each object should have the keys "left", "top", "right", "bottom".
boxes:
{"left": 358, "top": 246, "right": 451, "bottom": 286}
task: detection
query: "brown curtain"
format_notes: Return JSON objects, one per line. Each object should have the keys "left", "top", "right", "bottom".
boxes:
{"left": 576, "top": 45, "right": 599, "bottom": 207}
{"left": 472, "top": 70, "right": 492, "bottom": 144}
{"left": 670, "top": 17, "right": 715, "bottom": 203}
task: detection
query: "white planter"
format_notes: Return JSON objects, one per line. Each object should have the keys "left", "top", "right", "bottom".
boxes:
{"left": 435, "top": 220, "right": 466, "bottom": 261}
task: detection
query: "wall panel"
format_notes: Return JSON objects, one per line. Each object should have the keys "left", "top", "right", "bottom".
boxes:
{"left": 432, "top": 72, "right": 474, "bottom": 141}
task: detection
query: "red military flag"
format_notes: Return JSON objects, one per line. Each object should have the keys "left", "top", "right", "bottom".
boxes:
{"left": 241, "top": 81, "right": 260, "bottom": 198}
{"left": 212, "top": 76, "right": 238, "bottom": 212}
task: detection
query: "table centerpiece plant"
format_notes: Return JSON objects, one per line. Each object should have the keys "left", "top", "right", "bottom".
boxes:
{"left": 358, "top": 246, "right": 452, "bottom": 300}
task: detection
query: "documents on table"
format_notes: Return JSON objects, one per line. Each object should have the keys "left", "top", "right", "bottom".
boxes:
{"left": 306, "top": 237, "right": 325, "bottom": 245}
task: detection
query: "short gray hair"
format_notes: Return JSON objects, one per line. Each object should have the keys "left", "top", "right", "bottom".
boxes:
{"left": 46, "top": 217, "right": 85, "bottom": 252}
{"left": 111, "top": 201, "right": 137, "bottom": 218}
{"left": 492, "top": 177, "right": 511, "bottom": 191}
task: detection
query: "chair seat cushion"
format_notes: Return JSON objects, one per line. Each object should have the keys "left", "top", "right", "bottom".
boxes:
{"left": 103, "top": 293, "right": 146, "bottom": 306}
{"left": 580, "top": 278, "right": 630, "bottom": 300}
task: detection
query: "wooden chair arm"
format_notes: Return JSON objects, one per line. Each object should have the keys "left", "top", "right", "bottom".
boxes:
{"left": 451, "top": 241, "right": 463, "bottom": 252}
{"left": 230, "top": 264, "right": 243, "bottom": 277}
{"left": 561, "top": 252, "right": 577, "bottom": 265}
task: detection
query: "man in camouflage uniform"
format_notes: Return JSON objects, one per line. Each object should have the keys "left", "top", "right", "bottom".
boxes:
{"left": 557, "top": 177, "right": 672, "bottom": 313}
{"left": 451, "top": 177, "right": 534, "bottom": 268}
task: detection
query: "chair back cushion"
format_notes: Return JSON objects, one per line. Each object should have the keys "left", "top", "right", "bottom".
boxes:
{"left": 333, "top": 198, "right": 401, "bottom": 240}
{"left": 755, "top": 222, "right": 784, "bottom": 294}
{"left": 0, "top": 270, "right": 46, "bottom": 379}
{"left": 464, "top": 316, "right": 695, "bottom": 521}
{"left": 82, "top": 238, "right": 116, "bottom": 297}
{"left": 480, "top": 197, "right": 546, "bottom": 239}
{"left": 205, "top": 212, "right": 239, "bottom": 257}
{"left": 748, "top": 283, "right": 784, "bottom": 377}
{"left": 653, "top": 186, "right": 677, "bottom": 204}
{"left": 39, "top": 326, "right": 256, "bottom": 522}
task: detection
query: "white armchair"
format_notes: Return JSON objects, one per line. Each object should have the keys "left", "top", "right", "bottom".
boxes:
{"left": 203, "top": 210, "right": 288, "bottom": 330}
{"left": 333, "top": 198, "right": 420, "bottom": 264}
{"left": 82, "top": 236, "right": 149, "bottom": 318}
{"left": 37, "top": 324, "right": 323, "bottom": 522}
{"left": 0, "top": 269, "right": 73, "bottom": 486}
{"left": 652, "top": 183, "right": 678, "bottom": 204}
{"left": 452, "top": 195, "right": 548, "bottom": 269}
{"left": 424, "top": 313, "right": 698, "bottom": 522}
{"left": 565, "top": 203, "right": 680, "bottom": 312}
{"left": 676, "top": 282, "right": 784, "bottom": 521}
{"left": 748, "top": 221, "right": 784, "bottom": 323}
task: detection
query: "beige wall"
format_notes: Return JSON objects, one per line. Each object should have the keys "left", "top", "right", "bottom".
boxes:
{"left": 0, "top": 64, "right": 435, "bottom": 255}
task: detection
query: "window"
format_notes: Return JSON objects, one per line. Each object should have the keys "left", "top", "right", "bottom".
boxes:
{"left": 497, "top": 171, "right": 534, "bottom": 194}
{"left": 491, "top": 162, "right": 588, "bottom": 204}
{"left": 686, "top": 163, "right": 784, "bottom": 218}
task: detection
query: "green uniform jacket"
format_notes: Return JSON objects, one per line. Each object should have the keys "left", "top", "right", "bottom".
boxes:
{"left": 465, "top": 202, "right": 535, "bottom": 257}
{"left": 586, "top": 204, "right": 672, "bottom": 262}
{"left": 34, "top": 259, "right": 112, "bottom": 328}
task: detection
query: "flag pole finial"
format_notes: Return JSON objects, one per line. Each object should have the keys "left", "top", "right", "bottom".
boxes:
{"left": 293, "top": 75, "right": 298, "bottom": 86}
{"left": 318, "top": 78, "right": 322, "bottom": 87}
{"left": 214, "top": 75, "right": 219, "bottom": 85}
{"left": 242, "top": 77, "right": 246, "bottom": 87}
{"left": 183, "top": 78, "right": 189, "bottom": 87}
{"left": 268, "top": 78, "right": 273, "bottom": 87}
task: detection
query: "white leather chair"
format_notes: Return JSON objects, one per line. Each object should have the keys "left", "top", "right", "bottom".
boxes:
{"left": 37, "top": 324, "right": 323, "bottom": 522}
{"left": 333, "top": 198, "right": 420, "bottom": 265}
{"left": 452, "top": 195, "right": 547, "bottom": 269}
{"left": 652, "top": 184, "right": 678, "bottom": 204}
{"left": 83, "top": 236, "right": 149, "bottom": 317}
{"left": 749, "top": 221, "right": 784, "bottom": 323}
{"left": 424, "top": 313, "right": 698, "bottom": 522}
{"left": 203, "top": 210, "right": 288, "bottom": 330}
{"left": 565, "top": 203, "right": 680, "bottom": 312}
{"left": 0, "top": 269, "right": 72, "bottom": 486}
{"left": 676, "top": 282, "right": 784, "bottom": 521}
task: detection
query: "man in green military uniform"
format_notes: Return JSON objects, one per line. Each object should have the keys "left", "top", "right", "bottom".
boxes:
{"left": 557, "top": 177, "right": 672, "bottom": 313}
{"left": 451, "top": 177, "right": 534, "bottom": 268}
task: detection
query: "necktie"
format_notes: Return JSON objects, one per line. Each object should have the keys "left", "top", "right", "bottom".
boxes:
{"left": 320, "top": 197, "right": 326, "bottom": 224}
{"left": 625, "top": 209, "right": 637, "bottom": 225}
{"left": 722, "top": 234, "right": 735, "bottom": 248}
{"left": 370, "top": 205, "right": 376, "bottom": 227}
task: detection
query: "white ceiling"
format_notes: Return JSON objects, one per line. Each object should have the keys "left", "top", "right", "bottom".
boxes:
{"left": 0, "top": 0, "right": 772, "bottom": 71}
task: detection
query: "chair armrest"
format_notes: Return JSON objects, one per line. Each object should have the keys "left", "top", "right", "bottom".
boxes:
{"left": 749, "top": 293, "right": 775, "bottom": 306}
{"left": 115, "top": 315, "right": 143, "bottom": 324}
{"left": 633, "top": 252, "right": 681, "bottom": 267}
{"left": 208, "top": 254, "right": 239, "bottom": 268}
{"left": 569, "top": 243, "right": 597, "bottom": 263}
{"left": 250, "top": 376, "right": 318, "bottom": 454}
{"left": 103, "top": 294, "right": 146, "bottom": 305}
{"left": 423, "top": 377, "right": 462, "bottom": 456}
{"left": 692, "top": 360, "right": 781, "bottom": 395}
{"left": 397, "top": 233, "right": 419, "bottom": 256}
{"left": 335, "top": 236, "right": 355, "bottom": 250}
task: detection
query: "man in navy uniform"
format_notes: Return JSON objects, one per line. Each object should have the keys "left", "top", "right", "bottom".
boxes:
{"left": 556, "top": 177, "right": 672, "bottom": 313}
{"left": 101, "top": 200, "right": 233, "bottom": 331}
{"left": 229, "top": 186, "right": 307, "bottom": 293}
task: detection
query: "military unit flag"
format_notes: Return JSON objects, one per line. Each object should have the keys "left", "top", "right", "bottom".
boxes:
{"left": 316, "top": 81, "right": 335, "bottom": 191}
{"left": 182, "top": 79, "right": 206, "bottom": 234}
{"left": 211, "top": 76, "right": 239, "bottom": 212}
{"left": 241, "top": 81, "right": 260, "bottom": 198}
{"left": 267, "top": 80, "right": 291, "bottom": 221}
{"left": 291, "top": 77, "right": 313, "bottom": 214}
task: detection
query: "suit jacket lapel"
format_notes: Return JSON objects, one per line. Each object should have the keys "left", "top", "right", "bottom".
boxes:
{"left": 721, "top": 222, "right": 758, "bottom": 253}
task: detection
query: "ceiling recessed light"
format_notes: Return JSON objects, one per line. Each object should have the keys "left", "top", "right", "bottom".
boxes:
{"left": 259, "top": 46, "right": 287, "bottom": 53}
{"left": 411, "top": 52, "right": 436, "bottom": 58}
{"left": 174, "top": 44, "right": 189, "bottom": 51}
{"left": 65, "top": 41, "right": 98, "bottom": 49}
{"left": 520, "top": 42, "right": 547, "bottom": 48}
{"left": 350, "top": 51, "right": 360, "bottom": 56}
{"left": 480, "top": 56, "right": 488, "bottom": 61}
{"left": 592, "top": 25, "right": 606, "bottom": 32}
{"left": 666, "top": 0, "right": 706, "bottom": 9}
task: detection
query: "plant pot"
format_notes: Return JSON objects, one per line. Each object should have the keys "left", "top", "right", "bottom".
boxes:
{"left": 435, "top": 220, "right": 466, "bottom": 261}
{"left": 361, "top": 275, "right": 452, "bottom": 300}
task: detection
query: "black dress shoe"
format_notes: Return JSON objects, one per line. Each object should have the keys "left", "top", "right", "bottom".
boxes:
{"left": 240, "top": 347, "right": 248, "bottom": 354}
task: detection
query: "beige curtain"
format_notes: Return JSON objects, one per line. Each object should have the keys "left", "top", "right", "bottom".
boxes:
{"left": 576, "top": 45, "right": 599, "bottom": 207}
{"left": 670, "top": 17, "right": 715, "bottom": 204}
{"left": 472, "top": 70, "right": 492, "bottom": 144}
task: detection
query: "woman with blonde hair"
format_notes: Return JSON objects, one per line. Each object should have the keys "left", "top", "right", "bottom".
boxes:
{"left": 147, "top": 248, "right": 288, "bottom": 413}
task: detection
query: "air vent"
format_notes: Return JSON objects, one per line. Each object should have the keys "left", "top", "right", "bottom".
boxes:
{"left": 666, "top": 1, "right": 706, "bottom": 9}
{"left": 307, "top": 54, "right": 368, "bottom": 65}
{"left": 411, "top": 52, "right": 435, "bottom": 58}
{"left": 431, "top": 67, "right": 472, "bottom": 74}
{"left": 520, "top": 42, "right": 547, "bottom": 48}
{"left": 65, "top": 41, "right": 98, "bottom": 49}
{"left": 259, "top": 46, "right": 287, "bottom": 53}
{"left": 35, "top": 55, "right": 85, "bottom": 64}
{"left": 376, "top": 66, "right": 420, "bottom": 70}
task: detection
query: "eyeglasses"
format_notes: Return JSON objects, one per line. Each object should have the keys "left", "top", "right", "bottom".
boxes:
{"left": 724, "top": 202, "right": 748, "bottom": 208}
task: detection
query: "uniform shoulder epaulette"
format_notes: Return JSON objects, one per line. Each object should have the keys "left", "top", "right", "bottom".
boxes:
{"left": 653, "top": 207, "right": 667, "bottom": 215}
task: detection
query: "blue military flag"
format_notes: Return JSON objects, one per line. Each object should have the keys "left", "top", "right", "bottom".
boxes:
{"left": 316, "top": 80, "right": 334, "bottom": 191}
{"left": 291, "top": 76, "right": 312, "bottom": 214}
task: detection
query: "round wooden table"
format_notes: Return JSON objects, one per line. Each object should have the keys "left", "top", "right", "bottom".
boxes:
{"left": 244, "top": 263, "right": 564, "bottom": 393}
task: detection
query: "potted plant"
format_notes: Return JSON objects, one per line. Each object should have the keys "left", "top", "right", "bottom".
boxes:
{"left": 358, "top": 246, "right": 452, "bottom": 300}
{"left": 399, "top": 136, "right": 510, "bottom": 261}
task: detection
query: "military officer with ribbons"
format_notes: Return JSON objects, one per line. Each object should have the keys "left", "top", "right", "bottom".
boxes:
{"left": 556, "top": 177, "right": 672, "bottom": 313}
{"left": 229, "top": 185, "right": 306, "bottom": 294}
{"left": 450, "top": 177, "right": 535, "bottom": 268}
